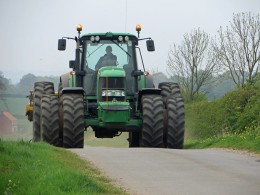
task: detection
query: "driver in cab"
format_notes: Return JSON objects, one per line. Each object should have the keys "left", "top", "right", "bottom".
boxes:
{"left": 95, "top": 46, "right": 117, "bottom": 70}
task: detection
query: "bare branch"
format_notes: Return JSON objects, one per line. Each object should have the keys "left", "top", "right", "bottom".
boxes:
{"left": 167, "top": 28, "right": 219, "bottom": 101}
{"left": 214, "top": 12, "right": 260, "bottom": 87}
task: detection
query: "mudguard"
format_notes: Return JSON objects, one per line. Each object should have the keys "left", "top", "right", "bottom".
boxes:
{"left": 137, "top": 88, "right": 162, "bottom": 110}
{"left": 61, "top": 87, "right": 85, "bottom": 95}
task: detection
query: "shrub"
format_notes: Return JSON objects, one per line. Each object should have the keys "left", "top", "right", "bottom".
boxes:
{"left": 185, "top": 85, "right": 260, "bottom": 139}
{"left": 185, "top": 100, "right": 224, "bottom": 139}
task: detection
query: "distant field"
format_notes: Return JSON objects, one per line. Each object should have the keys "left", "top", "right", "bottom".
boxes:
{"left": 0, "top": 97, "right": 32, "bottom": 140}
{"left": 0, "top": 97, "right": 28, "bottom": 116}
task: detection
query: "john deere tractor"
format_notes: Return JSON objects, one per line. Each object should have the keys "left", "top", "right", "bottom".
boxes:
{"left": 26, "top": 24, "right": 185, "bottom": 149}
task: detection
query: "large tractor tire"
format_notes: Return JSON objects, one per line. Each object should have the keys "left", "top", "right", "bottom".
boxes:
{"left": 62, "top": 94, "right": 84, "bottom": 148}
{"left": 41, "top": 95, "right": 60, "bottom": 146}
{"left": 158, "top": 82, "right": 181, "bottom": 105}
{"left": 58, "top": 82, "right": 64, "bottom": 145}
{"left": 165, "top": 97, "right": 185, "bottom": 149}
{"left": 32, "top": 82, "right": 54, "bottom": 141}
{"left": 140, "top": 95, "right": 164, "bottom": 148}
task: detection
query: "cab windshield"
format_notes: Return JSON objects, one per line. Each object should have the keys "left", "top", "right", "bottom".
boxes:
{"left": 83, "top": 39, "right": 135, "bottom": 95}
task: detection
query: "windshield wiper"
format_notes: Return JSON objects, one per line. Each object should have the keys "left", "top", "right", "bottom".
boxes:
{"left": 110, "top": 40, "right": 131, "bottom": 57}
{"left": 87, "top": 44, "right": 104, "bottom": 58}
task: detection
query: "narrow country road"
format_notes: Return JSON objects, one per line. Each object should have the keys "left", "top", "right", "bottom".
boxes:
{"left": 70, "top": 147, "right": 260, "bottom": 195}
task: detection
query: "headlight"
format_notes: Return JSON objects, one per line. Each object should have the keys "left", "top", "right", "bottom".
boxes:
{"left": 102, "top": 90, "right": 125, "bottom": 97}
{"left": 125, "top": 36, "right": 129, "bottom": 41}
{"left": 115, "top": 90, "right": 125, "bottom": 96}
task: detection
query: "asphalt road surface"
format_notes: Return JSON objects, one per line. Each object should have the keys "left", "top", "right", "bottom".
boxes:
{"left": 70, "top": 147, "right": 260, "bottom": 195}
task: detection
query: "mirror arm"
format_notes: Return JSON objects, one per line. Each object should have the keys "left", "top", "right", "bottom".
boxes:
{"left": 62, "top": 36, "right": 76, "bottom": 41}
{"left": 138, "top": 37, "right": 152, "bottom": 41}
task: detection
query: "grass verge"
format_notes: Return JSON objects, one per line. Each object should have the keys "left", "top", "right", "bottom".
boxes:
{"left": 0, "top": 140, "right": 127, "bottom": 195}
{"left": 185, "top": 130, "right": 260, "bottom": 153}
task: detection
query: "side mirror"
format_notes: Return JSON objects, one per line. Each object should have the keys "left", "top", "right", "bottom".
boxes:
{"left": 69, "top": 60, "right": 75, "bottom": 69}
{"left": 146, "top": 40, "right": 155, "bottom": 51}
{"left": 58, "top": 39, "right": 66, "bottom": 51}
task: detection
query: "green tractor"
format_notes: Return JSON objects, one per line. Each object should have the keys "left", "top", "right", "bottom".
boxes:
{"left": 26, "top": 24, "right": 185, "bottom": 149}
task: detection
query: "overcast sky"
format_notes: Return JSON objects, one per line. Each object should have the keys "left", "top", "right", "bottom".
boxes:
{"left": 0, "top": 0, "right": 259, "bottom": 84}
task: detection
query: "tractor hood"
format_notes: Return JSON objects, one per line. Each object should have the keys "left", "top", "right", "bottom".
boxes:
{"left": 98, "top": 67, "right": 126, "bottom": 77}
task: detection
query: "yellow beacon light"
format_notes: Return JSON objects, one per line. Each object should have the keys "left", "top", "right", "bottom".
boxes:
{"left": 136, "top": 24, "right": 142, "bottom": 38}
{"left": 136, "top": 24, "right": 142, "bottom": 32}
{"left": 77, "top": 24, "right": 82, "bottom": 32}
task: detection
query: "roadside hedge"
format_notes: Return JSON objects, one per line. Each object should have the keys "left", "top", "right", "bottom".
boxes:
{"left": 185, "top": 85, "right": 260, "bottom": 139}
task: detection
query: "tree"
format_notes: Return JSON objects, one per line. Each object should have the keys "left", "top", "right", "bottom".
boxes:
{"left": 167, "top": 28, "right": 220, "bottom": 101}
{"left": 14, "top": 73, "right": 37, "bottom": 95}
{"left": 0, "top": 71, "right": 9, "bottom": 93}
{"left": 213, "top": 12, "right": 260, "bottom": 87}
{"left": 0, "top": 71, "right": 10, "bottom": 112}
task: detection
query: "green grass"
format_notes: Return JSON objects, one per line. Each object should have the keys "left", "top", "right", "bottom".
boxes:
{"left": 0, "top": 140, "right": 127, "bottom": 195}
{"left": 184, "top": 128, "right": 260, "bottom": 153}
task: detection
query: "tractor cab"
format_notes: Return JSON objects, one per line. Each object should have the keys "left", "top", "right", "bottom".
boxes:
{"left": 81, "top": 33, "right": 138, "bottom": 97}
{"left": 58, "top": 25, "right": 155, "bottom": 98}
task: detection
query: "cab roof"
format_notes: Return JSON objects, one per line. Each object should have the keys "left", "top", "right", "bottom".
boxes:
{"left": 81, "top": 32, "right": 138, "bottom": 39}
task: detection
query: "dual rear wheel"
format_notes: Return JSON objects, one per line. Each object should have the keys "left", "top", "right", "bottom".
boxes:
{"left": 41, "top": 94, "right": 60, "bottom": 146}
{"left": 165, "top": 97, "right": 185, "bottom": 149}
{"left": 62, "top": 94, "right": 84, "bottom": 148}
{"left": 32, "top": 82, "right": 84, "bottom": 148}
{"left": 140, "top": 95, "right": 164, "bottom": 148}
{"left": 129, "top": 82, "right": 185, "bottom": 149}
{"left": 32, "top": 82, "right": 54, "bottom": 141}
